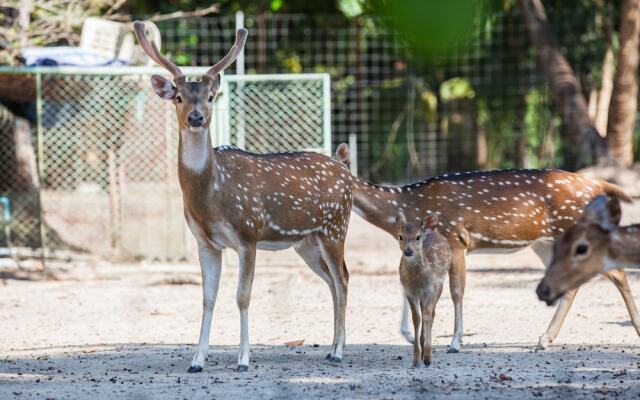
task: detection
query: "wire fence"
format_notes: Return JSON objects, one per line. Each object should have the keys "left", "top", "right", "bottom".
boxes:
{"left": 156, "top": 9, "right": 639, "bottom": 182}
{"left": 1, "top": 9, "right": 640, "bottom": 261}
{"left": 0, "top": 69, "right": 330, "bottom": 260}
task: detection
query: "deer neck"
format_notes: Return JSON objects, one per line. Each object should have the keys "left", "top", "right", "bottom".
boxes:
{"left": 178, "top": 127, "right": 217, "bottom": 203}
{"left": 352, "top": 176, "right": 408, "bottom": 235}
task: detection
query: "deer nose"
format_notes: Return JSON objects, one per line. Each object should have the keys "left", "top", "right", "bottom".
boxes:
{"left": 187, "top": 111, "right": 205, "bottom": 127}
{"left": 536, "top": 282, "right": 551, "bottom": 302}
{"left": 403, "top": 248, "right": 414, "bottom": 257}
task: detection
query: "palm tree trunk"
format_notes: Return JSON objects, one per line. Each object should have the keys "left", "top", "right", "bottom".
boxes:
{"left": 518, "top": 0, "right": 608, "bottom": 169}
{"left": 607, "top": 0, "right": 640, "bottom": 167}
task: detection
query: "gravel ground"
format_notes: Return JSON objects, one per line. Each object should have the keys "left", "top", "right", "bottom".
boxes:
{"left": 1, "top": 214, "right": 639, "bottom": 399}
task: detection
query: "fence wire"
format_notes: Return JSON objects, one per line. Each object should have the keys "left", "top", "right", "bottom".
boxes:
{"left": 156, "top": 10, "right": 639, "bottom": 182}
{"left": 0, "top": 70, "right": 329, "bottom": 260}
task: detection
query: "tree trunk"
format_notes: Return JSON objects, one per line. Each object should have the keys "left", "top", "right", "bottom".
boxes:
{"left": 518, "top": 0, "right": 608, "bottom": 169}
{"left": 607, "top": 0, "right": 640, "bottom": 167}
{"left": 595, "top": 46, "right": 615, "bottom": 135}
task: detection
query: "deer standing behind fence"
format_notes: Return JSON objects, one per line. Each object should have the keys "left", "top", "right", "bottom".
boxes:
{"left": 537, "top": 195, "right": 640, "bottom": 306}
{"left": 336, "top": 144, "right": 639, "bottom": 351}
{"left": 134, "top": 21, "right": 353, "bottom": 372}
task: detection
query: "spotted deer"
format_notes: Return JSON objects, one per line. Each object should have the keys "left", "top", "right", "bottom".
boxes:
{"left": 537, "top": 196, "right": 640, "bottom": 310}
{"left": 134, "top": 22, "right": 353, "bottom": 372}
{"left": 335, "top": 144, "right": 639, "bottom": 351}
{"left": 396, "top": 212, "right": 451, "bottom": 367}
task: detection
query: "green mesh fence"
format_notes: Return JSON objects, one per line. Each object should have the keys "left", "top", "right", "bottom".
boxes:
{"left": 0, "top": 68, "right": 330, "bottom": 262}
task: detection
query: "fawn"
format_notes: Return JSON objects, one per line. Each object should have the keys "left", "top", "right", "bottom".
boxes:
{"left": 397, "top": 212, "right": 452, "bottom": 367}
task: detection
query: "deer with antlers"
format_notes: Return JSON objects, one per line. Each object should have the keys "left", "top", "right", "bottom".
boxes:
{"left": 336, "top": 144, "right": 639, "bottom": 351}
{"left": 133, "top": 21, "right": 353, "bottom": 372}
{"left": 537, "top": 196, "right": 640, "bottom": 307}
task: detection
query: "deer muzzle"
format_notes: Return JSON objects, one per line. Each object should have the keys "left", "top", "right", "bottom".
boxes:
{"left": 187, "top": 110, "right": 205, "bottom": 128}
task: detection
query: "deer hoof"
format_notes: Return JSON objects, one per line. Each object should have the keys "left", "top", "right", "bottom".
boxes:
{"left": 423, "top": 360, "right": 431, "bottom": 367}
{"left": 187, "top": 366, "right": 203, "bottom": 373}
{"left": 446, "top": 347, "right": 459, "bottom": 354}
{"left": 235, "top": 365, "right": 248, "bottom": 372}
{"left": 325, "top": 354, "right": 342, "bottom": 363}
{"left": 536, "top": 336, "right": 551, "bottom": 351}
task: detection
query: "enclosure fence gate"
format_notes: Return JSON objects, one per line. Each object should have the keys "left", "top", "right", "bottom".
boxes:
{"left": 0, "top": 67, "right": 331, "bottom": 262}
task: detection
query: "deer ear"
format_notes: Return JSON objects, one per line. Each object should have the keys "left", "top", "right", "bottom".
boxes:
{"left": 422, "top": 213, "right": 439, "bottom": 231}
{"left": 150, "top": 75, "right": 176, "bottom": 100}
{"left": 395, "top": 212, "right": 407, "bottom": 230}
{"left": 583, "top": 195, "right": 621, "bottom": 231}
{"left": 335, "top": 143, "right": 350, "bottom": 165}
{"left": 203, "top": 73, "right": 222, "bottom": 92}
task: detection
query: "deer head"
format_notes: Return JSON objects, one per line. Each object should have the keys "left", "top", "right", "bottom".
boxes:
{"left": 536, "top": 195, "right": 622, "bottom": 305}
{"left": 396, "top": 212, "right": 439, "bottom": 259}
{"left": 133, "top": 21, "right": 248, "bottom": 133}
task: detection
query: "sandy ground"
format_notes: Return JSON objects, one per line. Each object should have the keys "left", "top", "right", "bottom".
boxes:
{"left": 1, "top": 213, "right": 640, "bottom": 399}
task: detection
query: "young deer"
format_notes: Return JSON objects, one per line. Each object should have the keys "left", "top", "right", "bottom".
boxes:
{"left": 537, "top": 196, "right": 640, "bottom": 306}
{"left": 396, "top": 212, "right": 451, "bottom": 367}
{"left": 134, "top": 22, "right": 353, "bottom": 372}
{"left": 335, "top": 144, "right": 639, "bottom": 351}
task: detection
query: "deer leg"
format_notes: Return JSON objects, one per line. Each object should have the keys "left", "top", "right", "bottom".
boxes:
{"left": 537, "top": 287, "right": 579, "bottom": 350}
{"left": 319, "top": 238, "right": 348, "bottom": 362}
{"left": 236, "top": 245, "right": 256, "bottom": 371}
{"left": 421, "top": 298, "right": 436, "bottom": 367}
{"left": 401, "top": 294, "right": 414, "bottom": 343}
{"left": 603, "top": 268, "right": 640, "bottom": 337}
{"left": 189, "top": 244, "right": 222, "bottom": 373}
{"left": 294, "top": 238, "right": 339, "bottom": 354}
{"left": 407, "top": 296, "right": 422, "bottom": 368}
{"left": 448, "top": 248, "right": 466, "bottom": 353}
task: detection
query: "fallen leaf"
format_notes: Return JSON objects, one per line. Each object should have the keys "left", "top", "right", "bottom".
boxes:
{"left": 150, "top": 309, "right": 175, "bottom": 316}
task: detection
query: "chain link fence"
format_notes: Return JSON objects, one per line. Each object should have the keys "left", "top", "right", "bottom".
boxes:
{"left": 0, "top": 68, "right": 330, "bottom": 261}
{"left": 155, "top": 10, "right": 640, "bottom": 182}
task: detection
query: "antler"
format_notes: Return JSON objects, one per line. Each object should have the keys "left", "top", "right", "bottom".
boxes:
{"left": 205, "top": 28, "right": 248, "bottom": 78}
{"left": 133, "top": 21, "right": 183, "bottom": 81}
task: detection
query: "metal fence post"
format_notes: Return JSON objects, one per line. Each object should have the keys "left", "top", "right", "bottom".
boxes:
{"left": 323, "top": 74, "right": 332, "bottom": 156}
{"left": 35, "top": 71, "right": 47, "bottom": 267}
{"left": 348, "top": 133, "right": 358, "bottom": 176}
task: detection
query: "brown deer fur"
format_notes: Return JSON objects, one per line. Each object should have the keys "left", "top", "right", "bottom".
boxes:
{"left": 134, "top": 21, "right": 353, "bottom": 373}
{"left": 336, "top": 143, "right": 638, "bottom": 351}
{"left": 397, "top": 212, "right": 451, "bottom": 367}
{"left": 537, "top": 196, "right": 640, "bottom": 316}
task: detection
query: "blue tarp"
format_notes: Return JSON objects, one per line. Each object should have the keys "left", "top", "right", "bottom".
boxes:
{"left": 21, "top": 47, "right": 128, "bottom": 67}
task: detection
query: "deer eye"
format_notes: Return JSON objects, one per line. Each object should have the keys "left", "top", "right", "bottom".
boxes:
{"left": 208, "top": 95, "right": 214, "bottom": 103}
{"left": 415, "top": 234, "right": 421, "bottom": 241}
{"left": 175, "top": 95, "right": 183, "bottom": 104}
{"left": 574, "top": 244, "right": 589, "bottom": 257}
{"left": 398, "top": 235, "right": 403, "bottom": 241}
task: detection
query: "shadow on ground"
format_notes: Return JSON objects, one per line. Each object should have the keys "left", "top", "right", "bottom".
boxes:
{"left": 1, "top": 343, "right": 639, "bottom": 399}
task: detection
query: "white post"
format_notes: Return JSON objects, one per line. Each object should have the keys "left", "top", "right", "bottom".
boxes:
{"left": 235, "top": 11, "right": 246, "bottom": 75}
{"left": 235, "top": 11, "right": 246, "bottom": 150}
{"left": 348, "top": 133, "right": 358, "bottom": 176}
{"left": 322, "top": 74, "right": 332, "bottom": 156}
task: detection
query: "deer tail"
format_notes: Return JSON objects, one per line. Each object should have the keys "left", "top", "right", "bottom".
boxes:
{"left": 600, "top": 180, "right": 632, "bottom": 203}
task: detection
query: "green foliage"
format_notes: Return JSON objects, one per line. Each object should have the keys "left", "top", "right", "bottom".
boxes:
{"left": 440, "top": 78, "right": 475, "bottom": 101}
{"left": 364, "top": 0, "right": 492, "bottom": 57}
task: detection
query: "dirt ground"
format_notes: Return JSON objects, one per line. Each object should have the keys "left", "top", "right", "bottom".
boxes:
{"left": 1, "top": 213, "right": 640, "bottom": 399}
